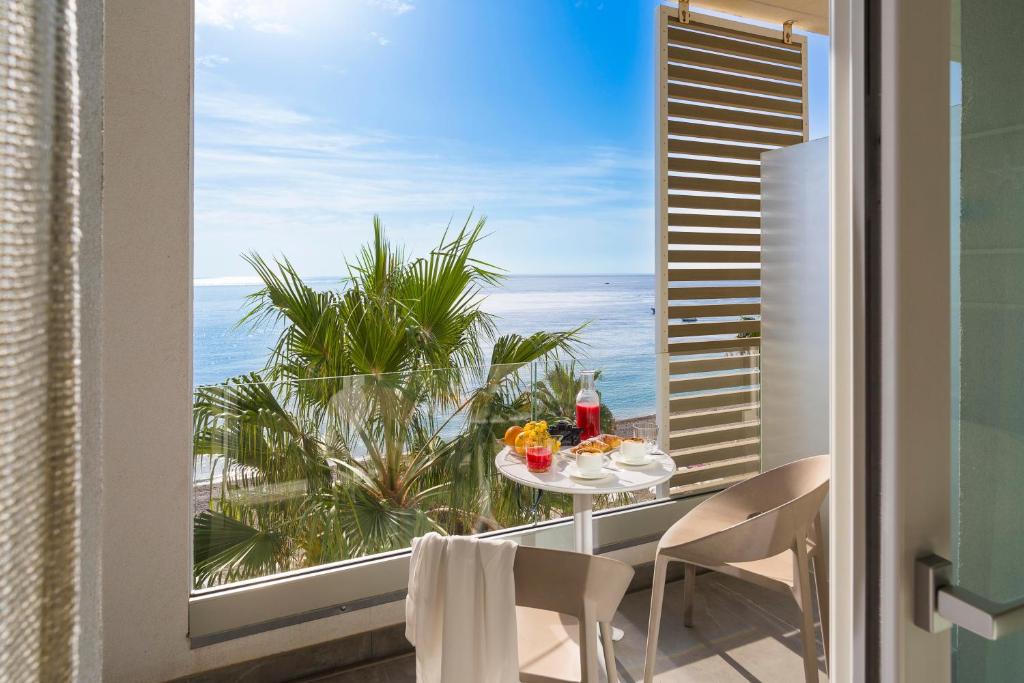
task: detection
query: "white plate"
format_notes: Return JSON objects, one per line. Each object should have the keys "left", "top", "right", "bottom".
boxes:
{"left": 565, "top": 462, "right": 612, "bottom": 480}
{"left": 612, "top": 451, "right": 655, "bottom": 467}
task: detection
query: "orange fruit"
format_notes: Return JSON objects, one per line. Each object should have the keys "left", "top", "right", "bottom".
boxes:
{"left": 514, "top": 430, "right": 529, "bottom": 455}
{"left": 504, "top": 425, "right": 524, "bottom": 447}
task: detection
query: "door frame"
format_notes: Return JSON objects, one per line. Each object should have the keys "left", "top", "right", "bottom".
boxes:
{"left": 875, "top": 0, "right": 952, "bottom": 680}
{"left": 829, "top": 0, "right": 869, "bottom": 679}
{"left": 832, "top": 0, "right": 953, "bottom": 680}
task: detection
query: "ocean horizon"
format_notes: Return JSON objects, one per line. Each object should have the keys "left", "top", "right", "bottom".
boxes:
{"left": 194, "top": 273, "right": 659, "bottom": 420}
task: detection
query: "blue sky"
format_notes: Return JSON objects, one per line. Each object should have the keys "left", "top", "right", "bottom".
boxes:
{"left": 194, "top": 0, "right": 829, "bottom": 279}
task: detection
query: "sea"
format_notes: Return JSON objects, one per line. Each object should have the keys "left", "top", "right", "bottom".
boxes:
{"left": 194, "top": 274, "right": 659, "bottom": 420}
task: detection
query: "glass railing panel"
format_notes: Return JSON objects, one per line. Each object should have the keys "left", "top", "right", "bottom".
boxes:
{"left": 191, "top": 362, "right": 538, "bottom": 589}
{"left": 191, "top": 350, "right": 759, "bottom": 591}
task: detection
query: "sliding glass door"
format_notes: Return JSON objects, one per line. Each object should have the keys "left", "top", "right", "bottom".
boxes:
{"left": 949, "top": 0, "right": 1024, "bottom": 678}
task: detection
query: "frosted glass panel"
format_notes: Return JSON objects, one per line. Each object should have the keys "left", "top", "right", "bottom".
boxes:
{"left": 953, "top": 0, "right": 1024, "bottom": 678}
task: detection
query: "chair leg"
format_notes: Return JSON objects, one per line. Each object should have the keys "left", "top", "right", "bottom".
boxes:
{"left": 812, "top": 514, "right": 830, "bottom": 668}
{"left": 600, "top": 622, "right": 618, "bottom": 683}
{"left": 581, "top": 609, "right": 599, "bottom": 683}
{"left": 643, "top": 554, "right": 669, "bottom": 683}
{"left": 682, "top": 563, "right": 696, "bottom": 627}
{"left": 794, "top": 539, "right": 820, "bottom": 683}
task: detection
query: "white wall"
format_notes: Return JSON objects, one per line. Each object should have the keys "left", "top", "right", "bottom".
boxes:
{"left": 759, "top": 137, "right": 831, "bottom": 474}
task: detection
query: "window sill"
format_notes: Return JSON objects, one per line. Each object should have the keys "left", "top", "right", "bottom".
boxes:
{"left": 188, "top": 492, "right": 711, "bottom": 646}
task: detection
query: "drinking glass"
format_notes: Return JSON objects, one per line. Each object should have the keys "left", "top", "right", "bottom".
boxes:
{"left": 632, "top": 421, "right": 659, "bottom": 450}
{"left": 525, "top": 433, "right": 555, "bottom": 473}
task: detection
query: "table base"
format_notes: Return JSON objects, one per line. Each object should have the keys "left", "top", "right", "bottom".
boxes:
{"left": 572, "top": 494, "right": 624, "bottom": 641}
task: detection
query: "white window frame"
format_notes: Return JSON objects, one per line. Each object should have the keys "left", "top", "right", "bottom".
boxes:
{"left": 93, "top": 1, "right": 713, "bottom": 678}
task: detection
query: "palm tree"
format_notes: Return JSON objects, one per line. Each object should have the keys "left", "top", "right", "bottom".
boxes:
{"left": 192, "top": 215, "right": 582, "bottom": 587}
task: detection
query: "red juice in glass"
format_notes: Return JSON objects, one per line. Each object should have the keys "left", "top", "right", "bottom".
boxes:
{"left": 575, "top": 403, "right": 601, "bottom": 440}
{"left": 526, "top": 444, "right": 552, "bottom": 473}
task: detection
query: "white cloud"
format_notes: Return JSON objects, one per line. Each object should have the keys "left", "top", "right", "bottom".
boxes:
{"left": 370, "top": 31, "right": 391, "bottom": 46}
{"left": 197, "top": 54, "right": 230, "bottom": 68}
{"left": 196, "top": 91, "right": 313, "bottom": 127}
{"left": 365, "top": 0, "right": 415, "bottom": 16}
{"left": 193, "top": 90, "right": 652, "bottom": 277}
{"left": 195, "top": 0, "right": 294, "bottom": 33}
{"left": 321, "top": 64, "right": 348, "bottom": 77}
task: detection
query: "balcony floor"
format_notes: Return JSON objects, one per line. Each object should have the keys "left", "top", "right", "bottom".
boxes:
{"left": 306, "top": 571, "right": 827, "bottom": 682}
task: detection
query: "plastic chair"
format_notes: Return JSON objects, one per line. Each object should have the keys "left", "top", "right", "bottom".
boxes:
{"left": 643, "top": 454, "right": 829, "bottom": 683}
{"left": 514, "top": 546, "right": 634, "bottom": 683}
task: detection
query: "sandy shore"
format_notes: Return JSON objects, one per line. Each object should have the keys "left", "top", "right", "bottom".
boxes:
{"left": 611, "top": 414, "right": 656, "bottom": 437}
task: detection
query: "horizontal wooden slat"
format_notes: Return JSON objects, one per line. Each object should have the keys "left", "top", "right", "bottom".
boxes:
{"left": 670, "top": 403, "right": 760, "bottom": 431}
{"left": 670, "top": 320, "right": 760, "bottom": 338}
{"left": 671, "top": 455, "right": 760, "bottom": 488}
{"left": 668, "top": 175, "right": 761, "bottom": 195}
{"left": 668, "top": 63, "right": 802, "bottom": 99}
{"left": 670, "top": 371, "right": 759, "bottom": 394}
{"left": 667, "top": 25, "right": 802, "bottom": 67}
{"left": 668, "top": 139, "right": 770, "bottom": 162}
{"left": 668, "top": 267, "right": 760, "bottom": 282}
{"left": 671, "top": 438, "right": 760, "bottom": 465}
{"left": 669, "top": 120, "right": 802, "bottom": 147}
{"left": 668, "top": 249, "right": 760, "bottom": 264}
{"left": 674, "top": 19, "right": 804, "bottom": 52}
{"left": 670, "top": 354, "right": 759, "bottom": 374}
{"left": 668, "top": 193, "right": 761, "bottom": 212}
{"left": 671, "top": 471, "right": 756, "bottom": 497}
{"left": 668, "top": 230, "right": 760, "bottom": 246}
{"left": 668, "top": 284, "right": 760, "bottom": 299}
{"left": 668, "top": 43, "right": 802, "bottom": 83}
{"left": 668, "top": 82, "right": 804, "bottom": 115}
{"left": 668, "top": 213, "right": 760, "bottom": 229}
{"left": 667, "top": 337, "right": 760, "bottom": 354}
{"left": 668, "top": 157, "right": 760, "bottom": 177}
{"left": 670, "top": 387, "right": 759, "bottom": 413}
{"left": 670, "top": 422, "right": 761, "bottom": 450}
{"left": 669, "top": 302, "right": 760, "bottom": 318}
{"left": 668, "top": 101, "right": 803, "bottom": 132}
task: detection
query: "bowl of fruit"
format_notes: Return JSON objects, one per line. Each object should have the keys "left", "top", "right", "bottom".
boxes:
{"left": 503, "top": 420, "right": 561, "bottom": 458}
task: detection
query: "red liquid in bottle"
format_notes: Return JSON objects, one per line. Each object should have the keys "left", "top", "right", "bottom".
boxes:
{"left": 575, "top": 403, "right": 601, "bottom": 440}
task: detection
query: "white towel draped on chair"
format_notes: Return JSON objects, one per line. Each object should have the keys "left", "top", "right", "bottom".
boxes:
{"left": 406, "top": 533, "right": 519, "bottom": 683}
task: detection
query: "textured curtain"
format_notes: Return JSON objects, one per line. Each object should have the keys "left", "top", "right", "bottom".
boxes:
{"left": 0, "top": 0, "right": 82, "bottom": 680}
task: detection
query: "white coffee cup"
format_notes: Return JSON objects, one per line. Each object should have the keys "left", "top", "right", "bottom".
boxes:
{"left": 576, "top": 451, "right": 604, "bottom": 476}
{"left": 620, "top": 437, "right": 651, "bottom": 464}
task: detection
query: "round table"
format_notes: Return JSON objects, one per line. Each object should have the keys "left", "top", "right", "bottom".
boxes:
{"left": 494, "top": 445, "right": 675, "bottom": 555}
{"left": 495, "top": 445, "right": 674, "bottom": 642}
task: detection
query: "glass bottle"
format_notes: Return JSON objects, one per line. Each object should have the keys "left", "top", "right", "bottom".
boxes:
{"left": 575, "top": 370, "right": 601, "bottom": 440}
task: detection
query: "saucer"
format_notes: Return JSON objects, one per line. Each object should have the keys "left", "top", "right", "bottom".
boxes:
{"left": 566, "top": 463, "right": 611, "bottom": 480}
{"left": 612, "top": 451, "right": 654, "bottom": 467}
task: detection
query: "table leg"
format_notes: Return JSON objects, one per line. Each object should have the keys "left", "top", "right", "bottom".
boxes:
{"left": 573, "top": 494, "right": 625, "bottom": 642}
{"left": 572, "top": 494, "right": 593, "bottom": 554}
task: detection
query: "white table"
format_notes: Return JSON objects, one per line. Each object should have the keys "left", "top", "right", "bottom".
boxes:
{"left": 493, "top": 445, "right": 675, "bottom": 555}
{"left": 495, "top": 445, "right": 674, "bottom": 641}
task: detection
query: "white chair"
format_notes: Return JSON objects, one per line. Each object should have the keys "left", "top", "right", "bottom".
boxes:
{"left": 643, "top": 455, "right": 830, "bottom": 683}
{"left": 515, "top": 546, "right": 634, "bottom": 683}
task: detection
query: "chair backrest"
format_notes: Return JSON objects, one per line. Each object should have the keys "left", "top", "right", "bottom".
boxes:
{"left": 666, "top": 454, "right": 829, "bottom": 565}
{"left": 513, "top": 545, "right": 634, "bottom": 623}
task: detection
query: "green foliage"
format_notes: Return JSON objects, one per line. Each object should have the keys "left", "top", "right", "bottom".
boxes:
{"left": 192, "top": 215, "right": 583, "bottom": 587}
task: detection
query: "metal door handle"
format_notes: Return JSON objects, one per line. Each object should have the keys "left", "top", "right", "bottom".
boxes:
{"left": 914, "top": 554, "right": 1024, "bottom": 640}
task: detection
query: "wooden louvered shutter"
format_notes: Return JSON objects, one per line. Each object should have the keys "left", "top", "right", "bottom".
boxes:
{"left": 655, "top": 7, "right": 808, "bottom": 495}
